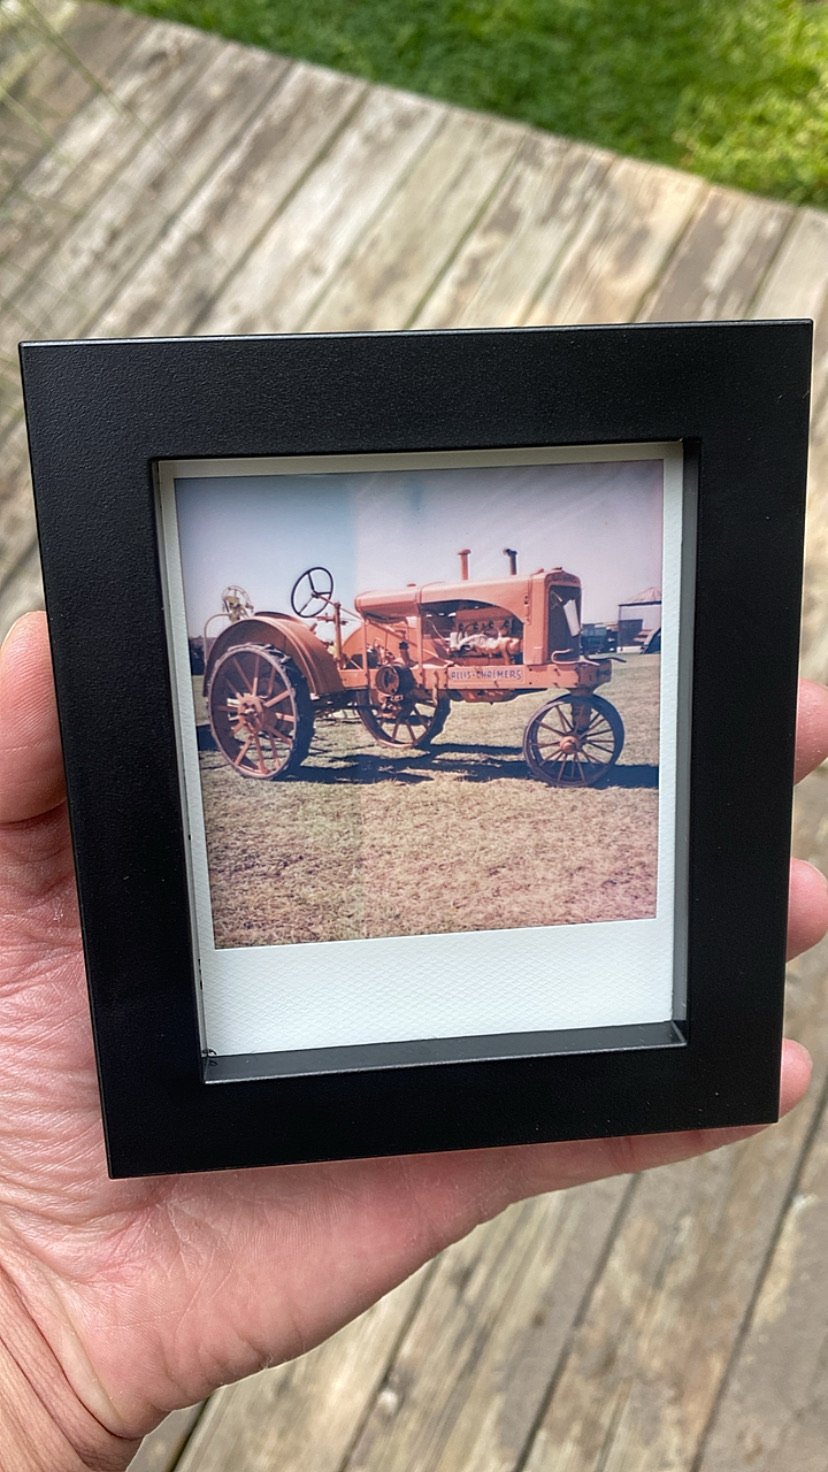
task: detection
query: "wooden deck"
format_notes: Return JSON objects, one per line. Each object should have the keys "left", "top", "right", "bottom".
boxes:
{"left": 1, "top": 3, "right": 827, "bottom": 1467}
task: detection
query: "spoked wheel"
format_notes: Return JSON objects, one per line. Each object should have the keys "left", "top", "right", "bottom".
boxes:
{"left": 208, "top": 643, "right": 313, "bottom": 779}
{"left": 356, "top": 685, "right": 450, "bottom": 748}
{"left": 523, "top": 693, "right": 624, "bottom": 788}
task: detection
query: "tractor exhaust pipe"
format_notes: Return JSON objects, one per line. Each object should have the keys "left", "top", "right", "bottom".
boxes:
{"left": 458, "top": 548, "right": 471, "bottom": 580}
{"left": 503, "top": 547, "right": 518, "bottom": 576}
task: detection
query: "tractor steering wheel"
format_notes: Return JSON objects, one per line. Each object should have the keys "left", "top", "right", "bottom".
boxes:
{"left": 290, "top": 565, "right": 335, "bottom": 619}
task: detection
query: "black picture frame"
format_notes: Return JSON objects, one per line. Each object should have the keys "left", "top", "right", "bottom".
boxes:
{"left": 19, "top": 322, "right": 811, "bottom": 1178}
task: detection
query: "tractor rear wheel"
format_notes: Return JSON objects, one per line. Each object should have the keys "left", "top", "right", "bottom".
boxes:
{"left": 208, "top": 643, "right": 313, "bottom": 779}
{"left": 356, "top": 687, "right": 450, "bottom": 748}
{"left": 523, "top": 693, "right": 624, "bottom": 788}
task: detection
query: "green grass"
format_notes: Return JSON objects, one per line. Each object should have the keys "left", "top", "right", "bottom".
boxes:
{"left": 115, "top": 0, "right": 828, "bottom": 205}
{"left": 194, "top": 658, "right": 660, "bottom": 948}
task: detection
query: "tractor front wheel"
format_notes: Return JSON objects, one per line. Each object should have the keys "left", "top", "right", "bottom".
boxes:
{"left": 523, "top": 693, "right": 624, "bottom": 788}
{"left": 208, "top": 643, "right": 313, "bottom": 779}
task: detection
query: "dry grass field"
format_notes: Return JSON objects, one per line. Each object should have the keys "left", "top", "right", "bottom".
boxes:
{"left": 193, "top": 656, "right": 660, "bottom": 947}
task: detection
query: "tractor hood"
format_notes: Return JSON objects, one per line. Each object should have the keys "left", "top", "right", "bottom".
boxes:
{"left": 355, "top": 569, "right": 580, "bottom": 623}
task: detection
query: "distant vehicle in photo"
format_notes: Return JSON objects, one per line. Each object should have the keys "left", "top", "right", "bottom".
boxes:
{"left": 581, "top": 623, "right": 619, "bottom": 656}
{"left": 200, "top": 548, "right": 626, "bottom": 788}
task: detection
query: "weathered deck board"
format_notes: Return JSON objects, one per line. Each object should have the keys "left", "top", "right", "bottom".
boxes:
{"left": 756, "top": 208, "right": 828, "bottom": 422}
{"left": 0, "top": 2, "right": 146, "bottom": 188}
{"left": 522, "top": 154, "right": 705, "bottom": 327}
{"left": 0, "top": 15, "right": 231, "bottom": 428}
{"left": 193, "top": 85, "right": 445, "bottom": 336}
{"left": 414, "top": 132, "right": 614, "bottom": 330}
{"left": 754, "top": 206, "right": 828, "bottom": 687}
{"left": 94, "top": 63, "right": 366, "bottom": 339}
{"left": 341, "top": 1181, "right": 632, "bottom": 1472}
{"left": 0, "top": 0, "right": 76, "bottom": 101}
{"left": 0, "top": 9, "right": 825, "bottom": 1472}
{"left": 0, "top": 421, "right": 42, "bottom": 602}
{"left": 0, "top": 19, "right": 222, "bottom": 269}
{"left": 303, "top": 109, "right": 525, "bottom": 333}
{"left": 0, "top": 29, "right": 287, "bottom": 363}
{"left": 521, "top": 1101, "right": 827, "bottom": 1472}
{"left": 0, "top": 57, "right": 367, "bottom": 600}
{"left": 127, "top": 1406, "right": 205, "bottom": 1472}
{"left": 638, "top": 187, "right": 795, "bottom": 321}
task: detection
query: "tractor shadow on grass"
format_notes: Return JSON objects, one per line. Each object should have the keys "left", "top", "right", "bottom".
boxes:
{"left": 296, "top": 740, "right": 659, "bottom": 789}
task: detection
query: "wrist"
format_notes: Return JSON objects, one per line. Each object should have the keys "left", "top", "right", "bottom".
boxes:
{"left": 0, "top": 1266, "right": 137, "bottom": 1472}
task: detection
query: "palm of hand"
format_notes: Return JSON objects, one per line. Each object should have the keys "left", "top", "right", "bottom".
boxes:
{"left": 0, "top": 615, "right": 825, "bottom": 1449}
{"left": 0, "top": 804, "right": 478, "bottom": 1433}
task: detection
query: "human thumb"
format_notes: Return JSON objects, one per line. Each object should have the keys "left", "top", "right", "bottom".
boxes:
{"left": 0, "top": 612, "right": 66, "bottom": 824}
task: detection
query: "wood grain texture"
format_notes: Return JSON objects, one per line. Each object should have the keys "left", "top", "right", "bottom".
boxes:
{"left": 127, "top": 1407, "right": 204, "bottom": 1472}
{"left": 0, "top": 16, "right": 225, "bottom": 425}
{"left": 0, "top": 0, "right": 78, "bottom": 183}
{"left": 0, "top": 30, "right": 292, "bottom": 588}
{"left": 523, "top": 155, "right": 705, "bottom": 327}
{"left": 93, "top": 63, "right": 364, "bottom": 340}
{"left": 415, "top": 132, "right": 612, "bottom": 329}
{"left": 195, "top": 85, "right": 445, "bottom": 336}
{"left": 304, "top": 109, "right": 524, "bottom": 333}
{"left": 521, "top": 1102, "right": 827, "bottom": 1472}
{"left": 0, "top": 18, "right": 226, "bottom": 273}
{"left": 342, "top": 1183, "right": 630, "bottom": 1472}
{"left": 639, "top": 187, "right": 795, "bottom": 322}
{"left": 694, "top": 705, "right": 828, "bottom": 1470}
{"left": 0, "top": 2, "right": 145, "bottom": 191}
{"left": 0, "top": 0, "right": 77, "bottom": 95}
{"left": 0, "top": 56, "right": 365, "bottom": 594}
{"left": 752, "top": 199, "right": 828, "bottom": 692}
{"left": 0, "top": 32, "right": 284, "bottom": 363}
{"left": 0, "top": 534, "right": 42, "bottom": 633}
{"left": 692, "top": 852, "right": 828, "bottom": 1472}
{"left": 754, "top": 208, "right": 828, "bottom": 425}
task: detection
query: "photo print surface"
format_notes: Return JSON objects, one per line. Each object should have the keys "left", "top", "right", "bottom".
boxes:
{"left": 158, "top": 444, "right": 689, "bottom": 1057}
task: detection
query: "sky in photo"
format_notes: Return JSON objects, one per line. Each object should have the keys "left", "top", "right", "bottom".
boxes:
{"left": 174, "top": 458, "right": 663, "bottom": 637}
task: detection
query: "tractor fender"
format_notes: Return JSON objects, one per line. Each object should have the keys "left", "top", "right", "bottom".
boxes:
{"left": 204, "top": 615, "right": 343, "bottom": 699}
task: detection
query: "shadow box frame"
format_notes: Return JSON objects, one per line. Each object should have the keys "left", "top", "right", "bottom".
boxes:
{"left": 19, "top": 321, "right": 811, "bottom": 1179}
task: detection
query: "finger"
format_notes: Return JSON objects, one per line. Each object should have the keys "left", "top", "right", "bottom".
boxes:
{"left": 787, "top": 856, "right": 828, "bottom": 959}
{"left": 0, "top": 612, "right": 66, "bottom": 825}
{"left": 778, "top": 1037, "right": 814, "bottom": 1111}
{"left": 795, "top": 679, "right": 828, "bottom": 783}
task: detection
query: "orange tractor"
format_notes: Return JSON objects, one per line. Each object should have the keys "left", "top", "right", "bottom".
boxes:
{"left": 202, "top": 549, "right": 625, "bottom": 787}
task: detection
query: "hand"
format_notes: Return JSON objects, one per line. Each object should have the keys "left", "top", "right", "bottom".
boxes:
{"left": 0, "top": 613, "right": 826, "bottom": 1471}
